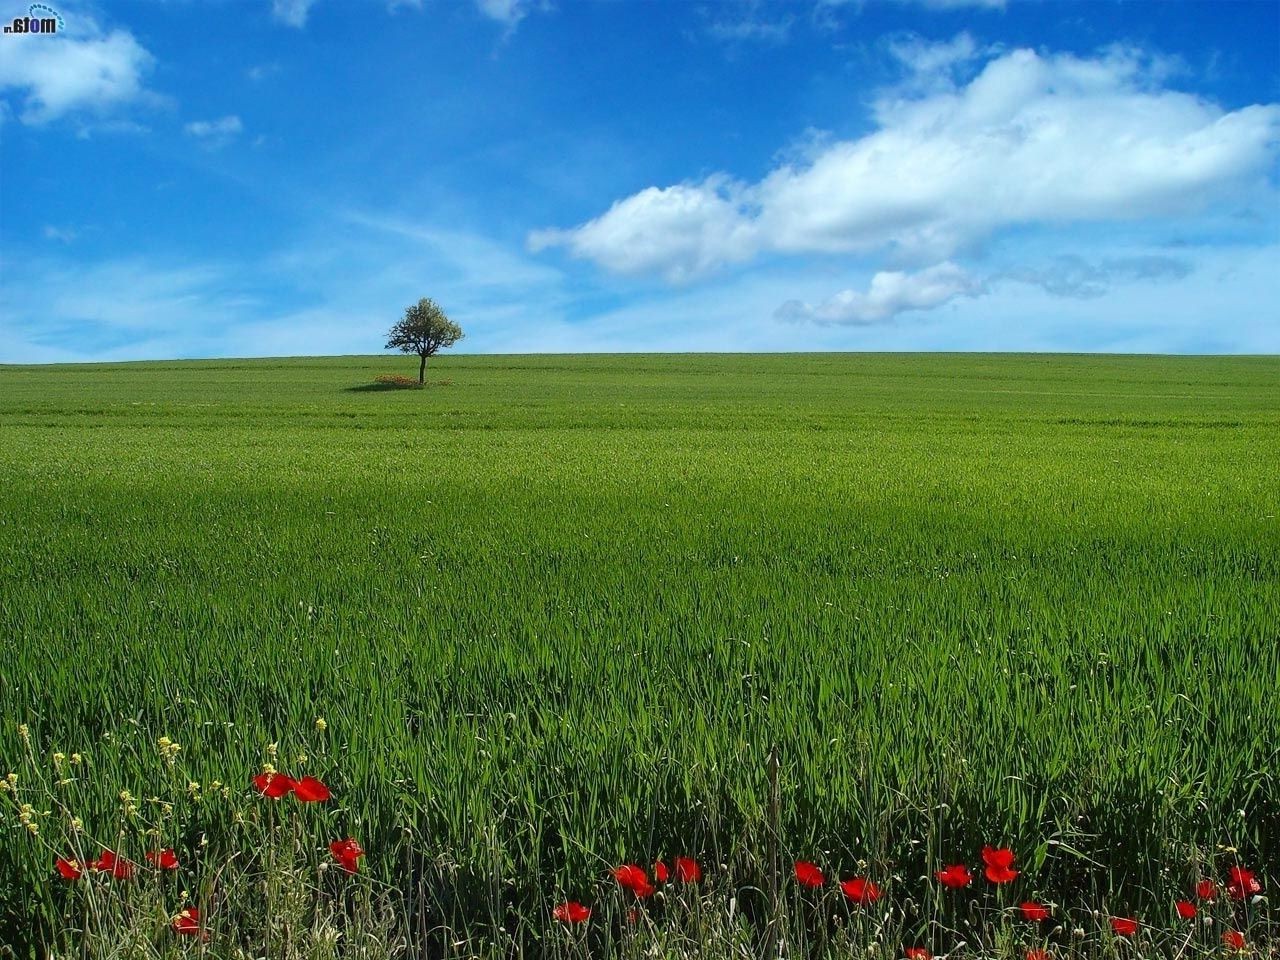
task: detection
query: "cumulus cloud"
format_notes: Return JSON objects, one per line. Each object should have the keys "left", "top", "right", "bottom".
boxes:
{"left": 529, "top": 175, "right": 759, "bottom": 283}
{"left": 776, "top": 262, "right": 983, "bottom": 325}
{"left": 0, "top": 12, "right": 157, "bottom": 123}
{"left": 184, "top": 115, "right": 243, "bottom": 146}
{"left": 532, "top": 43, "right": 1280, "bottom": 281}
{"left": 271, "top": 0, "right": 318, "bottom": 28}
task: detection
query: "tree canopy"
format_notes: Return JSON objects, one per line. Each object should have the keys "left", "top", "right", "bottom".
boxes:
{"left": 386, "top": 298, "right": 463, "bottom": 383}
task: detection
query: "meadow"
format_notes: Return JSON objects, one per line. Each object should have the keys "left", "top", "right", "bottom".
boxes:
{"left": 0, "top": 353, "right": 1276, "bottom": 957}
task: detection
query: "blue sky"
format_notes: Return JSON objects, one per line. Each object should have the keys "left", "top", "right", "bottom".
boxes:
{"left": 0, "top": 0, "right": 1277, "bottom": 362}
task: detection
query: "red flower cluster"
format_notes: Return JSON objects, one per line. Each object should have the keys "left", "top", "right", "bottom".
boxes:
{"left": 936, "top": 863, "right": 972, "bottom": 889}
{"left": 674, "top": 855, "right": 702, "bottom": 883}
{"left": 1019, "top": 901, "right": 1050, "bottom": 922}
{"left": 1176, "top": 865, "right": 1262, "bottom": 920}
{"left": 171, "top": 907, "right": 208, "bottom": 940}
{"left": 936, "top": 846, "right": 1019, "bottom": 889}
{"left": 146, "top": 848, "right": 179, "bottom": 871}
{"left": 56, "top": 848, "right": 179, "bottom": 880}
{"left": 253, "top": 772, "right": 331, "bottom": 802}
{"left": 840, "top": 876, "right": 882, "bottom": 905}
{"left": 1110, "top": 916, "right": 1139, "bottom": 938}
{"left": 553, "top": 900, "right": 590, "bottom": 924}
{"left": 554, "top": 857, "right": 704, "bottom": 924}
{"left": 794, "top": 861, "right": 825, "bottom": 888}
{"left": 981, "top": 846, "right": 1019, "bottom": 884}
{"left": 329, "top": 837, "right": 365, "bottom": 874}
{"left": 792, "top": 860, "right": 885, "bottom": 904}
{"left": 1226, "top": 866, "right": 1261, "bottom": 900}
{"left": 612, "top": 856, "right": 701, "bottom": 900}
{"left": 55, "top": 857, "right": 84, "bottom": 881}
{"left": 614, "top": 863, "right": 654, "bottom": 898}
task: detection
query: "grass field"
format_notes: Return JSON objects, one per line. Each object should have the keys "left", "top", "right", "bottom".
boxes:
{"left": 0, "top": 353, "right": 1276, "bottom": 956}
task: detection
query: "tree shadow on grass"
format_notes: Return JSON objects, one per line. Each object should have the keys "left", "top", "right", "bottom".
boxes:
{"left": 344, "top": 382, "right": 423, "bottom": 393}
{"left": 344, "top": 378, "right": 453, "bottom": 392}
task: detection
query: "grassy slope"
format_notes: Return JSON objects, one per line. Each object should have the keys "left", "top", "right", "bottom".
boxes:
{"left": 0, "top": 353, "right": 1277, "bottom": 941}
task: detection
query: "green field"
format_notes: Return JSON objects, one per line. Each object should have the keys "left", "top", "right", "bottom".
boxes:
{"left": 0, "top": 353, "right": 1277, "bottom": 955}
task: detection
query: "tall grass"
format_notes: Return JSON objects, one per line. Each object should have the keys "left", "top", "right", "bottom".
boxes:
{"left": 0, "top": 354, "right": 1276, "bottom": 955}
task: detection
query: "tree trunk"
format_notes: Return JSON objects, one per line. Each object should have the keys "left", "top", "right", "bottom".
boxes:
{"left": 418, "top": 352, "right": 427, "bottom": 384}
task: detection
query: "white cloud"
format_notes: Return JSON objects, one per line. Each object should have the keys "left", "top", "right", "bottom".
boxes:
{"left": 271, "top": 0, "right": 318, "bottom": 28}
{"left": 246, "top": 63, "right": 281, "bottom": 82}
{"left": 887, "top": 31, "right": 983, "bottom": 77}
{"left": 42, "top": 225, "right": 77, "bottom": 244}
{"left": 533, "top": 43, "right": 1280, "bottom": 280}
{"left": 911, "top": 0, "right": 1005, "bottom": 9}
{"left": 705, "top": 7, "right": 794, "bottom": 46}
{"left": 776, "top": 262, "right": 983, "bottom": 324}
{"left": 184, "top": 114, "right": 243, "bottom": 146}
{"left": 529, "top": 175, "right": 760, "bottom": 283}
{"left": 0, "top": 12, "right": 157, "bottom": 123}
{"left": 475, "top": 0, "right": 529, "bottom": 27}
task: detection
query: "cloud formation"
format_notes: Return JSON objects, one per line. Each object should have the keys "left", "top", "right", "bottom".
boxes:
{"left": 998, "top": 254, "right": 1192, "bottom": 299}
{"left": 184, "top": 114, "right": 243, "bottom": 146}
{"left": 531, "top": 43, "right": 1280, "bottom": 282}
{"left": 0, "top": 12, "right": 157, "bottom": 123}
{"left": 776, "top": 262, "right": 983, "bottom": 325}
{"left": 271, "top": 0, "right": 318, "bottom": 28}
{"left": 475, "top": 0, "right": 532, "bottom": 28}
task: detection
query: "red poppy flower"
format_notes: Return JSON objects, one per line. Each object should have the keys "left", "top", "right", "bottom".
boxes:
{"left": 1175, "top": 900, "right": 1197, "bottom": 919}
{"left": 1222, "top": 930, "right": 1246, "bottom": 951}
{"left": 1110, "top": 917, "right": 1138, "bottom": 938}
{"left": 675, "top": 856, "right": 702, "bottom": 883}
{"left": 92, "top": 850, "right": 136, "bottom": 880}
{"left": 1020, "top": 901, "right": 1050, "bottom": 922}
{"left": 936, "top": 864, "right": 972, "bottom": 889}
{"left": 982, "top": 846, "right": 1019, "bottom": 884}
{"left": 55, "top": 858, "right": 83, "bottom": 880}
{"left": 293, "top": 775, "right": 331, "bottom": 802}
{"left": 1226, "top": 867, "right": 1261, "bottom": 900}
{"left": 905, "top": 948, "right": 932, "bottom": 960}
{"left": 1027, "top": 951, "right": 1051, "bottom": 960}
{"left": 613, "top": 864, "right": 654, "bottom": 897}
{"left": 1196, "top": 879, "right": 1217, "bottom": 900}
{"left": 329, "top": 837, "right": 364, "bottom": 874}
{"left": 840, "top": 877, "right": 882, "bottom": 904}
{"left": 253, "top": 772, "right": 295, "bottom": 799}
{"left": 146, "top": 848, "right": 179, "bottom": 871}
{"left": 553, "top": 900, "right": 590, "bottom": 924}
{"left": 794, "top": 861, "right": 825, "bottom": 888}
{"left": 653, "top": 861, "right": 670, "bottom": 884}
{"left": 171, "top": 907, "right": 208, "bottom": 940}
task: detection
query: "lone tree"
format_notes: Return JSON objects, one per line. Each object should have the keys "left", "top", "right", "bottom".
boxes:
{"left": 385, "top": 297, "right": 464, "bottom": 384}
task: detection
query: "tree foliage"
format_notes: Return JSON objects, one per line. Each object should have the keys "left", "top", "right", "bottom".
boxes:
{"left": 385, "top": 298, "right": 463, "bottom": 383}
